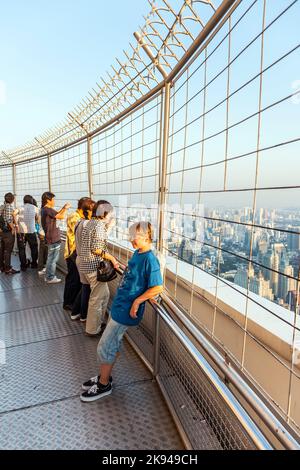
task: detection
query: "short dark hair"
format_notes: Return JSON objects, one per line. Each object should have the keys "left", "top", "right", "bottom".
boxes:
{"left": 78, "top": 197, "right": 95, "bottom": 220}
{"left": 23, "top": 195, "right": 33, "bottom": 205}
{"left": 92, "top": 200, "right": 113, "bottom": 219}
{"left": 31, "top": 198, "right": 38, "bottom": 207}
{"left": 4, "top": 193, "right": 15, "bottom": 204}
{"left": 41, "top": 192, "right": 55, "bottom": 208}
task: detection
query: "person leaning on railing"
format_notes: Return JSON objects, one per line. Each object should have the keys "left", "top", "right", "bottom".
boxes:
{"left": 63, "top": 197, "right": 95, "bottom": 311}
{"left": 80, "top": 221, "right": 163, "bottom": 402}
{"left": 77, "top": 200, "right": 119, "bottom": 337}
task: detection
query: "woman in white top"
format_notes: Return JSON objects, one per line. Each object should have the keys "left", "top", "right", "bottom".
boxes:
{"left": 15, "top": 195, "right": 39, "bottom": 271}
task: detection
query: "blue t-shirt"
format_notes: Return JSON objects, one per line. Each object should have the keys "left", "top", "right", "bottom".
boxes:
{"left": 111, "top": 250, "right": 163, "bottom": 326}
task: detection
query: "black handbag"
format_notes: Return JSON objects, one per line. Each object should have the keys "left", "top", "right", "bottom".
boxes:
{"left": 97, "top": 260, "right": 117, "bottom": 282}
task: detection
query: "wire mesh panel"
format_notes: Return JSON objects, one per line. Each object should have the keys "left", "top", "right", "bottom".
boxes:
{"left": 0, "top": 166, "right": 14, "bottom": 200}
{"left": 15, "top": 158, "right": 49, "bottom": 207}
{"left": 91, "top": 94, "right": 162, "bottom": 261}
{"left": 163, "top": 0, "right": 300, "bottom": 432}
{"left": 50, "top": 142, "right": 89, "bottom": 217}
{"left": 158, "top": 314, "right": 256, "bottom": 450}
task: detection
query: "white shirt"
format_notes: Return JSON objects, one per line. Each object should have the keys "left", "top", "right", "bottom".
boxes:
{"left": 16, "top": 204, "right": 38, "bottom": 234}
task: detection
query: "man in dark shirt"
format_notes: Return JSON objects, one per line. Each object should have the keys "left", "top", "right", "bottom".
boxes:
{"left": 41, "top": 192, "right": 71, "bottom": 284}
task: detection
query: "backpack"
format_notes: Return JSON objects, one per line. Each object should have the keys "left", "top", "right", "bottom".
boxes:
{"left": 0, "top": 208, "right": 10, "bottom": 232}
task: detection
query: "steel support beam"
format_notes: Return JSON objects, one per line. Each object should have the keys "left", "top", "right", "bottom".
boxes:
{"left": 12, "top": 163, "right": 17, "bottom": 207}
{"left": 87, "top": 137, "right": 93, "bottom": 198}
{"left": 134, "top": 31, "right": 168, "bottom": 80}
{"left": 47, "top": 154, "right": 52, "bottom": 192}
{"left": 158, "top": 83, "right": 171, "bottom": 253}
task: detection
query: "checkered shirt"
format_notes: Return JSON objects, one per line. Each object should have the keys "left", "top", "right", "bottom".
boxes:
{"left": 78, "top": 219, "right": 108, "bottom": 273}
{"left": 0, "top": 202, "right": 14, "bottom": 225}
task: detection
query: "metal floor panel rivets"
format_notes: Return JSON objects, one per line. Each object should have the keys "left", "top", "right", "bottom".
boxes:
{"left": 0, "top": 259, "right": 183, "bottom": 450}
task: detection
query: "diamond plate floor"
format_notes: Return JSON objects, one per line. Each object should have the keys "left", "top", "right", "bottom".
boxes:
{"left": 0, "top": 257, "right": 183, "bottom": 450}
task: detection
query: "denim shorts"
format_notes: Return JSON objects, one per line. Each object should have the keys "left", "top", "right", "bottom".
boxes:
{"left": 97, "top": 317, "right": 128, "bottom": 364}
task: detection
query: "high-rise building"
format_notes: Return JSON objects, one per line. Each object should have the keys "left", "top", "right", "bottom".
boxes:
{"left": 277, "top": 250, "right": 297, "bottom": 303}
{"left": 287, "top": 226, "right": 300, "bottom": 252}
{"left": 262, "top": 246, "right": 279, "bottom": 296}
{"left": 178, "top": 238, "right": 195, "bottom": 264}
{"left": 258, "top": 208, "right": 264, "bottom": 225}
{"left": 234, "top": 265, "right": 274, "bottom": 301}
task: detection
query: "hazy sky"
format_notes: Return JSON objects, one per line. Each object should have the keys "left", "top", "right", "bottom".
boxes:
{"left": 0, "top": 0, "right": 149, "bottom": 150}
{"left": 0, "top": 0, "right": 299, "bottom": 210}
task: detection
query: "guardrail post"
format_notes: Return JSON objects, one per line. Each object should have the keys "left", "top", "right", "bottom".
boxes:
{"left": 87, "top": 137, "right": 93, "bottom": 198}
{"left": 12, "top": 163, "right": 17, "bottom": 207}
{"left": 153, "top": 312, "right": 161, "bottom": 377}
{"left": 47, "top": 154, "right": 52, "bottom": 192}
{"left": 158, "top": 82, "right": 171, "bottom": 253}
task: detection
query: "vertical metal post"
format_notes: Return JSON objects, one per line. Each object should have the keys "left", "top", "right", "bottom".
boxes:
{"left": 153, "top": 83, "right": 171, "bottom": 379}
{"left": 158, "top": 82, "right": 171, "bottom": 253}
{"left": 87, "top": 137, "right": 93, "bottom": 198}
{"left": 153, "top": 312, "right": 161, "bottom": 377}
{"left": 12, "top": 163, "right": 17, "bottom": 207}
{"left": 47, "top": 154, "right": 52, "bottom": 192}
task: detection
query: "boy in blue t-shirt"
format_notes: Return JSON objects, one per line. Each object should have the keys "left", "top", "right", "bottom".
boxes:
{"left": 81, "top": 221, "right": 163, "bottom": 402}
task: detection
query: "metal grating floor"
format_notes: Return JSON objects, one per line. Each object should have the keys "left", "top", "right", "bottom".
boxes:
{"left": 0, "top": 257, "right": 183, "bottom": 450}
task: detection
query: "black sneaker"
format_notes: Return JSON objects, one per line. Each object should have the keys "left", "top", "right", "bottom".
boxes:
{"left": 80, "top": 382, "right": 112, "bottom": 402}
{"left": 82, "top": 375, "right": 113, "bottom": 391}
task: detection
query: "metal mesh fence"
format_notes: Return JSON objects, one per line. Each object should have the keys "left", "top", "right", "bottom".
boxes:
{"left": 163, "top": 0, "right": 300, "bottom": 431}
{"left": 15, "top": 158, "right": 49, "bottom": 206}
{"left": 92, "top": 94, "right": 162, "bottom": 259}
{"left": 50, "top": 142, "right": 89, "bottom": 226}
{"left": 157, "top": 314, "right": 256, "bottom": 450}
{"left": 0, "top": 166, "right": 14, "bottom": 200}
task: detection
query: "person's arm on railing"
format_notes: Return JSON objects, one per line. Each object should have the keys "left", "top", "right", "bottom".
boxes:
{"left": 130, "top": 285, "right": 164, "bottom": 319}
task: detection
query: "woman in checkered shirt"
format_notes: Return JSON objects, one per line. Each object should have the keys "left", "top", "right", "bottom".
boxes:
{"left": 78, "top": 200, "right": 119, "bottom": 337}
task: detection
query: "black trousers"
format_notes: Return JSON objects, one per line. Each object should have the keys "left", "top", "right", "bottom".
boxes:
{"left": 0, "top": 231, "right": 15, "bottom": 271}
{"left": 17, "top": 233, "right": 38, "bottom": 269}
{"left": 63, "top": 254, "right": 81, "bottom": 307}
{"left": 72, "top": 284, "right": 91, "bottom": 319}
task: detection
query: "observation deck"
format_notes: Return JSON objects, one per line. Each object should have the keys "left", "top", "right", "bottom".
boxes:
{"left": 1, "top": 0, "right": 300, "bottom": 451}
